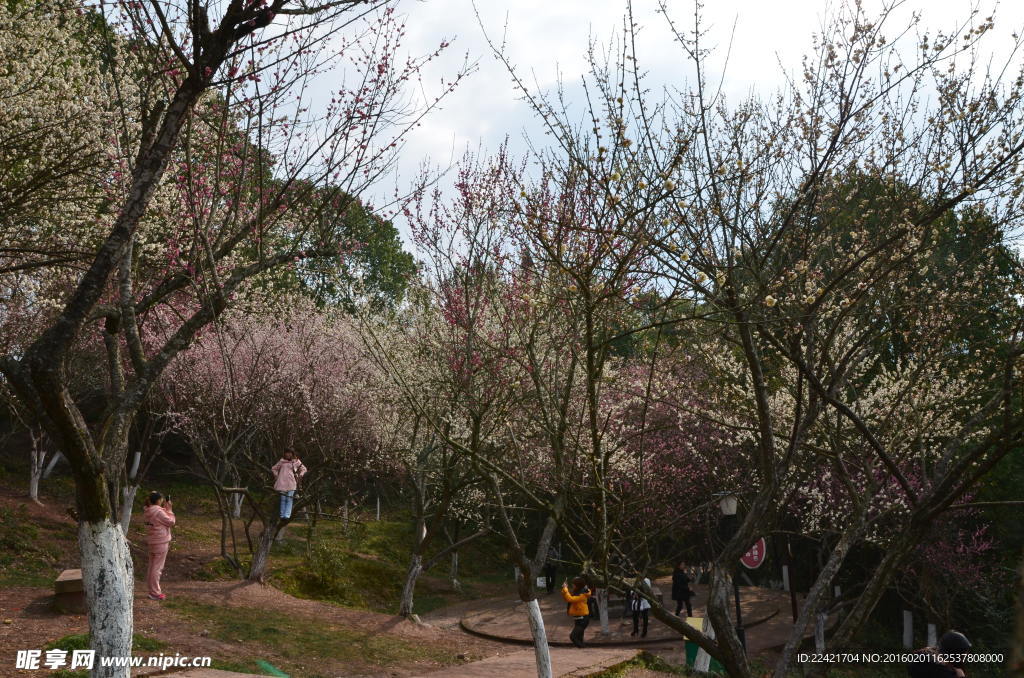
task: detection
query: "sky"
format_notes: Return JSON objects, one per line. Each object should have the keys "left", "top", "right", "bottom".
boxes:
{"left": 360, "top": 0, "right": 1024, "bottom": 236}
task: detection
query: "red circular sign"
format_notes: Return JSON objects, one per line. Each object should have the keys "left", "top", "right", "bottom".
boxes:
{"left": 740, "top": 537, "right": 767, "bottom": 569}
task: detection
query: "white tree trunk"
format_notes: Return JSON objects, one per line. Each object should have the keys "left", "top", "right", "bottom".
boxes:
{"left": 29, "top": 465, "right": 42, "bottom": 503}
{"left": 399, "top": 554, "right": 423, "bottom": 617}
{"left": 450, "top": 551, "right": 461, "bottom": 592}
{"left": 118, "top": 485, "right": 138, "bottom": 534}
{"left": 118, "top": 452, "right": 142, "bottom": 533}
{"left": 127, "top": 451, "right": 141, "bottom": 481}
{"left": 694, "top": 616, "right": 716, "bottom": 673}
{"left": 230, "top": 492, "right": 243, "bottom": 519}
{"left": 597, "top": 588, "right": 610, "bottom": 634}
{"left": 43, "top": 452, "right": 63, "bottom": 479}
{"left": 29, "top": 441, "right": 46, "bottom": 503}
{"left": 80, "top": 519, "right": 133, "bottom": 678}
{"left": 525, "top": 598, "right": 553, "bottom": 678}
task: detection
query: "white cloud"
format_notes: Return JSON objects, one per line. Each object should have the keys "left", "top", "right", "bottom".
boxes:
{"left": 368, "top": 0, "right": 1024, "bottom": 239}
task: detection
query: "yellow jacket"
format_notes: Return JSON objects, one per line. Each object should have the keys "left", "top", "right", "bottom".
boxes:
{"left": 561, "top": 585, "right": 591, "bottom": 617}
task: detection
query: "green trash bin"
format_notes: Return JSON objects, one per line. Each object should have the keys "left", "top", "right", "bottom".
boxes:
{"left": 684, "top": 641, "right": 725, "bottom": 674}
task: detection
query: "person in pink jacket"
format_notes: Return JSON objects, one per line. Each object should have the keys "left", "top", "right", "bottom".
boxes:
{"left": 272, "top": 449, "right": 307, "bottom": 520}
{"left": 142, "top": 491, "right": 175, "bottom": 600}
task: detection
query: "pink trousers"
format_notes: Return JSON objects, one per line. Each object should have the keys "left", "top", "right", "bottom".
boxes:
{"left": 147, "top": 542, "right": 169, "bottom": 597}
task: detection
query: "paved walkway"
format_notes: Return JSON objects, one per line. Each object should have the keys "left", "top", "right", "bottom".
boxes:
{"left": 460, "top": 580, "right": 815, "bottom": 654}
{"left": 411, "top": 647, "right": 639, "bottom": 677}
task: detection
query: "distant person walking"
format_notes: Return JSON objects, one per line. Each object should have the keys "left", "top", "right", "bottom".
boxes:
{"left": 272, "top": 449, "right": 306, "bottom": 520}
{"left": 143, "top": 492, "right": 175, "bottom": 601}
{"left": 672, "top": 561, "right": 694, "bottom": 617}
{"left": 630, "top": 576, "right": 652, "bottom": 638}
{"left": 543, "top": 558, "right": 557, "bottom": 594}
{"left": 561, "top": 576, "right": 593, "bottom": 648}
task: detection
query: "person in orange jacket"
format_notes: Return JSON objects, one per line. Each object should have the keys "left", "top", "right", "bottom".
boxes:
{"left": 561, "top": 576, "right": 593, "bottom": 648}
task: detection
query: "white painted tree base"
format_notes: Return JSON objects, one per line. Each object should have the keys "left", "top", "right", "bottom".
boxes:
{"left": 80, "top": 519, "right": 134, "bottom": 678}
{"left": 118, "top": 485, "right": 138, "bottom": 533}
{"left": 525, "top": 598, "right": 553, "bottom": 678}
{"left": 694, "top": 616, "right": 716, "bottom": 673}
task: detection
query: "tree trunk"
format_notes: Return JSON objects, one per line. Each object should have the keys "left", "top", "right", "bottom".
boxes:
{"left": 29, "top": 461, "right": 42, "bottom": 503}
{"left": 450, "top": 551, "right": 461, "bottom": 592}
{"left": 28, "top": 429, "right": 46, "bottom": 503}
{"left": 80, "top": 519, "right": 133, "bottom": 678}
{"left": 525, "top": 598, "right": 553, "bottom": 678}
{"left": 43, "top": 452, "right": 63, "bottom": 479}
{"left": 1011, "top": 547, "right": 1024, "bottom": 677}
{"left": 118, "top": 485, "right": 138, "bottom": 534}
{"left": 399, "top": 554, "right": 423, "bottom": 617}
{"left": 508, "top": 561, "right": 552, "bottom": 678}
{"left": 596, "top": 588, "right": 610, "bottom": 634}
{"left": 248, "top": 519, "right": 282, "bottom": 583}
{"left": 693, "top": 616, "right": 716, "bottom": 673}
{"left": 806, "top": 528, "right": 921, "bottom": 678}
{"left": 707, "top": 565, "right": 751, "bottom": 678}
{"left": 774, "top": 513, "right": 866, "bottom": 677}
{"left": 528, "top": 515, "right": 559, "bottom": 578}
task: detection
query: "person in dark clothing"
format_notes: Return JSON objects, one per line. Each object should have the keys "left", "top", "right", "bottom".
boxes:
{"left": 906, "top": 630, "right": 971, "bottom": 678}
{"left": 544, "top": 560, "right": 557, "bottom": 594}
{"left": 544, "top": 543, "right": 561, "bottom": 594}
{"left": 630, "top": 576, "right": 652, "bottom": 638}
{"left": 671, "top": 561, "right": 694, "bottom": 617}
{"left": 585, "top": 575, "right": 601, "bottom": 620}
{"left": 561, "top": 577, "right": 592, "bottom": 648}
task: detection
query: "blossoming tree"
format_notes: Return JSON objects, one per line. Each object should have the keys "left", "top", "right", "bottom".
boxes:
{"left": 0, "top": 1, "right": 462, "bottom": 674}
{"left": 480, "top": 2, "right": 1024, "bottom": 675}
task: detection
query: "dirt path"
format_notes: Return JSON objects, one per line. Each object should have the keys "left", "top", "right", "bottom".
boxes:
{"left": 167, "top": 579, "right": 511, "bottom": 653}
{"left": 1, "top": 485, "right": 520, "bottom": 677}
{"left": 409, "top": 647, "right": 640, "bottom": 678}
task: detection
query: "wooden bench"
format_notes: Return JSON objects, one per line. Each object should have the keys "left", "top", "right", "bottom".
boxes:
{"left": 54, "top": 569, "right": 86, "bottom": 614}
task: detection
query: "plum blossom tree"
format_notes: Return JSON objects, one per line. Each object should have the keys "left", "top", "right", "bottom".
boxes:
{"left": 0, "top": 1, "right": 464, "bottom": 673}
{"left": 476, "top": 1, "right": 1024, "bottom": 675}
{"left": 361, "top": 307, "right": 492, "bottom": 618}
{"left": 160, "top": 303, "right": 380, "bottom": 582}
{"left": 362, "top": 150, "right": 592, "bottom": 676}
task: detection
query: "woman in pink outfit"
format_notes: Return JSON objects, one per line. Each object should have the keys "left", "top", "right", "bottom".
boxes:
{"left": 271, "top": 448, "right": 307, "bottom": 520}
{"left": 143, "top": 491, "right": 175, "bottom": 600}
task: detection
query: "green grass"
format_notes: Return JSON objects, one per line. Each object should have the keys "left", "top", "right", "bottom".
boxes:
{"left": 0, "top": 504, "right": 62, "bottom": 586}
{"left": 165, "top": 596, "right": 458, "bottom": 671}
{"left": 45, "top": 632, "right": 167, "bottom": 653}
{"left": 266, "top": 516, "right": 511, "bottom": 615}
{"left": 589, "top": 651, "right": 692, "bottom": 677}
{"left": 194, "top": 554, "right": 247, "bottom": 581}
{"left": 271, "top": 538, "right": 405, "bottom": 610}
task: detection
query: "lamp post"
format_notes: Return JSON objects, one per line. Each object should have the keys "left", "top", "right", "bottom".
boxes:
{"left": 718, "top": 493, "right": 746, "bottom": 651}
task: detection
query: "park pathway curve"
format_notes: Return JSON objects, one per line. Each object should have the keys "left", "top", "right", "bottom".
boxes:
{"left": 456, "top": 579, "right": 805, "bottom": 653}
